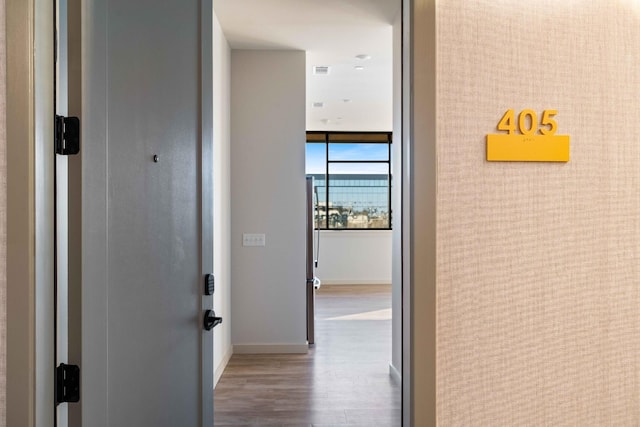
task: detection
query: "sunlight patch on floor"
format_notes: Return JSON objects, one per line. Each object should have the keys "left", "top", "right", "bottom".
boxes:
{"left": 326, "top": 308, "right": 391, "bottom": 321}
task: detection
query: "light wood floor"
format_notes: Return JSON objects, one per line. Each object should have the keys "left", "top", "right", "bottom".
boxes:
{"left": 214, "top": 284, "right": 401, "bottom": 426}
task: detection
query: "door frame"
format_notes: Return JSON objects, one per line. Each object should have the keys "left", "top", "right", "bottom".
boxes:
{"left": 8, "top": 0, "right": 436, "bottom": 425}
{"left": 6, "top": 0, "right": 57, "bottom": 425}
{"left": 403, "top": 0, "right": 437, "bottom": 425}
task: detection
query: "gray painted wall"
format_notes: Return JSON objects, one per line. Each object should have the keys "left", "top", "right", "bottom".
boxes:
{"left": 230, "top": 50, "right": 307, "bottom": 350}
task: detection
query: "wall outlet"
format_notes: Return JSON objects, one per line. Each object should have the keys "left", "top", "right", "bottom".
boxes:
{"left": 243, "top": 233, "right": 266, "bottom": 247}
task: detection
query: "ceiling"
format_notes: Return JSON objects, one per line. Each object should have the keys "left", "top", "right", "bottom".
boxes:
{"left": 213, "top": 0, "right": 400, "bottom": 131}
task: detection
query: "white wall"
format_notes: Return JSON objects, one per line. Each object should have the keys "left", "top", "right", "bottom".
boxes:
{"left": 230, "top": 50, "right": 307, "bottom": 353}
{"left": 212, "top": 10, "right": 232, "bottom": 386}
{"left": 315, "top": 231, "right": 391, "bottom": 285}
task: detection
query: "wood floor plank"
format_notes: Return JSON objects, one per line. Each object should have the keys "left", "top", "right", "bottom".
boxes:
{"left": 214, "top": 285, "right": 400, "bottom": 426}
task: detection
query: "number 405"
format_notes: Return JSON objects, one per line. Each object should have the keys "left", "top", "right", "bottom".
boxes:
{"left": 498, "top": 109, "right": 558, "bottom": 136}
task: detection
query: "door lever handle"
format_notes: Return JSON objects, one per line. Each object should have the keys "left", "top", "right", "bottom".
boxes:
{"left": 203, "top": 309, "right": 222, "bottom": 331}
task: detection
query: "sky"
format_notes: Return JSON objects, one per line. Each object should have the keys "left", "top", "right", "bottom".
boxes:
{"left": 306, "top": 143, "right": 389, "bottom": 174}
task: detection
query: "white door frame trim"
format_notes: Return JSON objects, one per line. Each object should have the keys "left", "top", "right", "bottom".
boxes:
{"left": 401, "top": 1, "right": 410, "bottom": 424}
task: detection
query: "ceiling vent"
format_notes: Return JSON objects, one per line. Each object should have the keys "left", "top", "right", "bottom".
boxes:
{"left": 313, "top": 66, "right": 330, "bottom": 75}
{"left": 312, "top": 102, "right": 324, "bottom": 108}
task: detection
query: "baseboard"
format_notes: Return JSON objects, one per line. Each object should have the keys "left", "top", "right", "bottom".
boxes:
{"left": 389, "top": 362, "right": 401, "bottom": 385}
{"left": 233, "top": 343, "right": 308, "bottom": 354}
{"left": 319, "top": 280, "right": 391, "bottom": 286}
{"left": 214, "top": 345, "right": 233, "bottom": 388}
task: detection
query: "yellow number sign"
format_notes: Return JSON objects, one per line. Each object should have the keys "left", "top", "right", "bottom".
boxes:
{"left": 487, "top": 109, "right": 570, "bottom": 162}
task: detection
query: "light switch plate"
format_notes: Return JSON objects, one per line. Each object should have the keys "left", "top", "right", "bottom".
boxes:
{"left": 243, "top": 233, "right": 266, "bottom": 247}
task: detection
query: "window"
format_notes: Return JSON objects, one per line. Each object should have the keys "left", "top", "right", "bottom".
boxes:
{"left": 306, "top": 131, "right": 392, "bottom": 230}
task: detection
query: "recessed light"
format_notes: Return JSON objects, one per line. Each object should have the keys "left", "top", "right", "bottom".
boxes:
{"left": 354, "top": 66, "right": 364, "bottom": 71}
{"left": 355, "top": 54, "right": 371, "bottom": 60}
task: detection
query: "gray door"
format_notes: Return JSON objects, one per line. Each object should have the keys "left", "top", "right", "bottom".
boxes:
{"left": 81, "top": 0, "right": 214, "bottom": 425}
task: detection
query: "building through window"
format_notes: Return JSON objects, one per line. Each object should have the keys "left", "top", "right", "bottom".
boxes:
{"left": 306, "top": 131, "right": 392, "bottom": 230}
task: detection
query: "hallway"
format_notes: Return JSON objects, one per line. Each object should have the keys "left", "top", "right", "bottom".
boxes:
{"left": 214, "top": 285, "right": 400, "bottom": 426}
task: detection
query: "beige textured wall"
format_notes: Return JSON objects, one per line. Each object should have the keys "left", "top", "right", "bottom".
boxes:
{"left": 436, "top": 1, "right": 640, "bottom": 425}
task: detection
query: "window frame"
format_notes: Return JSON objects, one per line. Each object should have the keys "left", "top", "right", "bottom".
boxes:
{"left": 306, "top": 131, "right": 393, "bottom": 231}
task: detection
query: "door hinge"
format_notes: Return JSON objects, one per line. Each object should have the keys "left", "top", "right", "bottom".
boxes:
{"left": 56, "top": 363, "right": 80, "bottom": 405}
{"left": 55, "top": 115, "right": 80, "bottom": 155}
